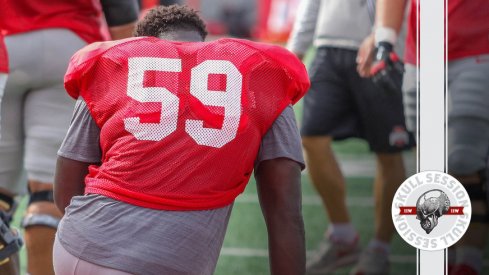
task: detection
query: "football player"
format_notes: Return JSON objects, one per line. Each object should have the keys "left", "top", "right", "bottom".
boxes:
{"left": 362, "top": 0, "right": 489, "bottom": 274}
{"left": 0, "top": 35, "right": 24, "bottom": 275}
{"left": 53, "top": 5, "right": 308, "bottom": 275}
{"left": 287, "top": 0, "right": 413, "bottom": 274}
{"left": 0, "top": 0, "right": 139, "bottom": 274}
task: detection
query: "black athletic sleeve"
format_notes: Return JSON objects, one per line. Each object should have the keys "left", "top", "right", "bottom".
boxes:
{"left": 100, "top": 0, "right": 140, "bottom": 27}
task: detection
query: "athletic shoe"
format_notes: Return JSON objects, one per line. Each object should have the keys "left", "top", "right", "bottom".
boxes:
{"left": 349, "top": 247, "right": 389, "bottom": 275}
{"left": 450, "top": 264, "right": 479, "bottom": 275}
{"left": 306, "top": 236, "right": 360, "bottom": 275}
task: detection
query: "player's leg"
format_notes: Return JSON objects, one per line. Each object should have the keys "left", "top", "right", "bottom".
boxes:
{"left": 53, "top": 237, "right": 133, "bottom": 275}
{"left": 302, "top": 48, "right": 361, "bottom": 275}
{"left": 402, "top": 64, "right": 417, "bottom": 136}
{"left": 303, "top": 136, "right": 349, "bottom": 224}
{"left": 447, "top": 55, "right": 489, "bottom": 275}
{"left": 23, "top": 86, "right": 71, "bottom": 275}
{"left": 347, "top": 54, "right": 413, "bottom": 275}
{"left": 448, "top": 118, "right": 489, "bottom": 275}
{"left": 374, "top": 153, "right": 406, "bottom": 243}
{"left": 21, "top": 29, "right": 85, "bottom": 275}
{"left": 0, "top": 47, "right": 30, "bottom": 275}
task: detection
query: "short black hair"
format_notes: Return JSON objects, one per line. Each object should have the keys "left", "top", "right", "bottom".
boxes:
{"left": 134, "top": 5, "right": 208, "bottom": 40}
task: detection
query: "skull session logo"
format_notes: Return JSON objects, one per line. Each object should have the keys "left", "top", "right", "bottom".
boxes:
{"left": 416, "top": 190, "right": 451, "bottom": 234}
{"left": 392, "top": 171, "right": 471, "bottom": 251}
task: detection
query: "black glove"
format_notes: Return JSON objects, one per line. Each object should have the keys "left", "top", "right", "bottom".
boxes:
{"left": 370, "top": 41, "right": 404, "bottom": 93}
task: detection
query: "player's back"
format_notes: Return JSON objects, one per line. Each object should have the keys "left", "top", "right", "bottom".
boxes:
{"left": 0, "top": 0, "right": 106, "bottom": 43}
{"left": 65, "top": 37, "right": 309, "bottom": 211}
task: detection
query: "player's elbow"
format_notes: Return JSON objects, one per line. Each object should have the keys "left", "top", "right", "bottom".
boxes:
{"left": 53, "top": 156, "right": 89, "bottom": 214}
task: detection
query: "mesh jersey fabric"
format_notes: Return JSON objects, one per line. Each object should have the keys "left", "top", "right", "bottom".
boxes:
{"left": 0, "top": 35, "right": 6, "bottom": 73}
{"left": 405, "top": 0, "right": 489, "bottom": 64}
{"left": 64, "top": 37, "right": 310, "bottom": 210}
{"left": 0, "top": 0, "right": 106, "bottom": 44}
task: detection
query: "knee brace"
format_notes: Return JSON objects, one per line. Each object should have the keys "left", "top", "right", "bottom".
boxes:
{"left": 448, "top": 146, "right": 486, "bottom": 175}
{"left": 0, "top": 194, "right": 23, "bottom": 264}
{"left": 21, "top": 190, "right": 60, "bottom": 229}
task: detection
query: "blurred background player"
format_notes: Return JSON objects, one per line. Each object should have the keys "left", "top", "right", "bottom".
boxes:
{"left": 54, "top": 5, "right": 308, "bottom": 275}
{"left": 0, "top": 36, "right": 6, "bottom": 118}
{"left": 0, "top": 33, "right": 24, "bottom": 275}
{"left": 287, "top": 0, "right": 414, "bottom": 274}
{"left": 369, "top": 0, "right": 489, "bottom": 274}
{"left": 0, "top": 0, "right": 139, "bottom": 274}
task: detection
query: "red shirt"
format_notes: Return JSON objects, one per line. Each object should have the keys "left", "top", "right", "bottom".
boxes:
{"left": 64, "top": 37, "right": 310, "bottom": 210}
{"left": 0, "top": 0, "right": 107, "bottom": 43}
{"left": 404, "top": 0, "right": 418, "bottom": 65}
{"left": 0, "top": 35, "right": 7, "bottom": 73}
{"left": 447, "top": 0, "right": 489, "bottom": 60}
{"left": 405, "top": 0, "right": 489, "bottom": 64}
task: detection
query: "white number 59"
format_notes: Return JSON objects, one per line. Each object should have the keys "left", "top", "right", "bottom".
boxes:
{"left": 124, "top": 57, "right": 242, "bottom": 148}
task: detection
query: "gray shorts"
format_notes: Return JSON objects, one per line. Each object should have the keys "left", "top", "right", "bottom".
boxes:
{"left": 447, "top": 54, "right": 489, "bottom": 174}
{"left": 0, "top": 29, "right": 86, "bottom": 193}
{"left": 402, "top": 63, "right": 417, "bottom": 135}
{"left": 301, "top": 47, "right": 414, "bottom": 153}
{"left": 403, "top": 56, "right": 489, "bottom": 174}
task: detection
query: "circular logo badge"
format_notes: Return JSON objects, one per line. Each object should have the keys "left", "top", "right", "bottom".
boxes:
{"left": 391, "top": 171, "right": 472, "bottom": 251}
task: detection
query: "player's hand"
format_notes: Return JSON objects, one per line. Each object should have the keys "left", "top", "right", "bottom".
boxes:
{"left": 370, "top": 41, "right": 405, "bottom": 93}
{"left": 356, "top": 34, "right": 375, "bottom": 78}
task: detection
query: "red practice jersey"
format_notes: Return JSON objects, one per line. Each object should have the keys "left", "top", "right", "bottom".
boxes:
{"left": 405, "top": 0, "right": 489, "bottom": 64}
{"left": 0, "top": 35, "right": 7, "bottom": 73}
{"left": 65, "top": 37, "right": 310, "bottom": 210}
{"left": 0, "top": 0, "right": 107, "bottom": 43}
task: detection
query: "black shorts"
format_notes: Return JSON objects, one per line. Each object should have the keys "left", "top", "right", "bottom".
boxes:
{"left": 301, "top": 47, "right": 415, "bottom": 153}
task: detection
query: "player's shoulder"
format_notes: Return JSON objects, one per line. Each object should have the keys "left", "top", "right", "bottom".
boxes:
{"left": 213, "top": 38, "right": 302, "bottom": 70}
{"left": 215, "top": 38, "right": 295, "bottom": 57}
{"left": 70, "top": 37, "right": 153, "bottom": 66}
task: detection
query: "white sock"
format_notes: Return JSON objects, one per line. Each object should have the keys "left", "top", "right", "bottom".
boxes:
{"left": 456, "top": 246, "right": 483, "bottom": 273}
{"left": 367, "top": 239, "right": 390, "bottom": 254}
{"left": 327, "top": 223, "right": 357, "bottom": 244}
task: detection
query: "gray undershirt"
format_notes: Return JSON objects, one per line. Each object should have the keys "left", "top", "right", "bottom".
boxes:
{"left": 57, "top": 98, "right": 304, "bottom": 275}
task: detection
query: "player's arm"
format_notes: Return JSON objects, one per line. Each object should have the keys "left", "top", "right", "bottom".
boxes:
{"left": 358, "top": 0, "right": 407, "bottom": 92}
{"left": 254, "top": 106, "right": 306, "bottom": 275}
{"left": 286, "top": 0, "right": 320, "bottom": 59}
{"left": 54, "top": 99, "right": 102, "bottom": 213}
{"left": 54, "top": 158, "right": 92, "bottom": 214}
{"left": 357, "top": 0, "right": 407, "bottom": 77}
{"left": 256, "top": 159, "right": 304, "bottom": 275}
{"left": 376, "top": 0, "right": 407, "bottom": 35}
{"left": 100, "top": 0, "right": 139, "bottom": 39}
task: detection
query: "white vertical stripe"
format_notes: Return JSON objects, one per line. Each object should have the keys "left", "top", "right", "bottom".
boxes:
{"left": 418, "top": 0, "right": 446, "bottom": 274}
